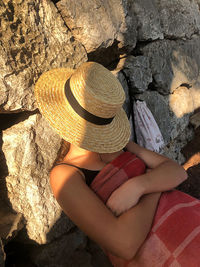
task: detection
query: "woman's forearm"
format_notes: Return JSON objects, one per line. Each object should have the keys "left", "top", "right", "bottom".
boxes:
{"left": 125, "top": 141, "right": 170, "bottom": 169}
{"left": 133, "top": 160, "right": 187, "bottom": 195}
{"left": 125, "top": 141, "right": 187, "bottom": 194}
{"left": 115, "top": 192, "right": 161, "bottom": 260}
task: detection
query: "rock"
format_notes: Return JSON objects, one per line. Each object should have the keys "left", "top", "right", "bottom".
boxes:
{"left": 111, "top": 64, "right": 131, "bottom": 118}
{"left": 157, "top": 0, "right": 200, "bottom": 39}
{"left": 131, "top": 0, "right": 163, "bottom": 41}
{"left": 135, "top": 91, "right": 190, "bottom": 144}
{"left": 0, "top": 0, "right": 87, "bottom": 112}
{"left": 169, "top": 86, "right": 195, "bottom": 118}
{"left": 122, "top": 56, "right": 152, "bottom": 93}
{"left": 87, "top": 239, "right": 112, "bottom": 267}
{"left": 0, "top": 239, "right": 5, "bottom": 267}
{"left": 177, "top": 127, "right": 200, "bottom": 199}
{"left": 190, "top": 82, "right": 200, "bottom": 111}
{"left": 0, "top": 200, "right": 24, "bottom": 241}
{"left": 66, "top": 250, "right": 92, "bottom": 267}
{"left": 142, "top": 36, "right": 200, "bottom": 94}
{"left": 128, "top": 0, "right": 200, "bottom": 41}
{"left": 161, "top": 126, "right": 194, "bottom": 164}
{"left": 2, "top": 114, "right": 75, "bottom": 244}
{"left": 56, "top": 0, "right": 137, "bottom": 53}
{"left": 30, "top": 230, "right": 88, "bottom": 267}
{"left": 190, "top": 112, "right": 200, "bottom": 129}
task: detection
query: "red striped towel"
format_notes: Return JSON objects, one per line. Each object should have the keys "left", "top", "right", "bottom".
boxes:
{"left": 90, "top": 151, "right": 146, "bottom": 203}
{"left": 90, "top": 151, "right": 200, "bottom": 267}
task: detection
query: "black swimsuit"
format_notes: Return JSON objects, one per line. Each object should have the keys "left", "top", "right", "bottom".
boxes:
{"left": 53, "top": 162, "right": 100, "bottom": 186}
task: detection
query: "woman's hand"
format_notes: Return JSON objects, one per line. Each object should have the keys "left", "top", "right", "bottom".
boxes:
{"left": 106, "top": 178, "right": 145, "bottom": 216}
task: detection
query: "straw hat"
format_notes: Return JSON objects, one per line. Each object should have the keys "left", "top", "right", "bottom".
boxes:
{"left": 34, "top": 62, "right": 131, "bottom": 153}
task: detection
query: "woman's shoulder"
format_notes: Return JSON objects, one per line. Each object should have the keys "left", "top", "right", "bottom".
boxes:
{"left": 50, "top": 163, "right": 85, "bottom": 184}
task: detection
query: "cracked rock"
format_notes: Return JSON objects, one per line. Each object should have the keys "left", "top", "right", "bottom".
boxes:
{"left": 56, "top": 0, "right": 137, "bottom": 53}
{"left": 142, "top": 36, "right": 200, "bottom": 94}
{"left": 0, "top": 0, "right": 87, "bottom": 112}
{"left": 2, "top": 114, "right": 75, "bottom": 244}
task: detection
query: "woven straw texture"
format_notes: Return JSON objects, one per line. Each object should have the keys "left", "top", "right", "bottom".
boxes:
{"left": 34, "top": 62, "right": 130, "bottom": 153}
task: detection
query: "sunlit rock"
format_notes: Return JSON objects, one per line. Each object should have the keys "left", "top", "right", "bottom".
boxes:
{"left": 56, "top": 0, "right": 137, "bottom": 53}
{"left": 0, "top": 0, "right": 87, "bottom": 112}
{"left": 2, "top": 114, "right": 75, "bottom": 244}
{"left": 169, "top": 86, "right": 194, "bottom": 118}
{"left": 142, "top": 36, "right": 200, "bottom": 94}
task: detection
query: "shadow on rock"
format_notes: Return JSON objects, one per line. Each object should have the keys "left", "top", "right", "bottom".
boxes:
{"left": 177, "top": 126, "right": 200, "bottom": 199}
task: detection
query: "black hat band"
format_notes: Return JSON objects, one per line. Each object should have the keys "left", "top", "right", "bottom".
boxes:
{"left": 64, "top": 78, "right": 114, "bottom": 125}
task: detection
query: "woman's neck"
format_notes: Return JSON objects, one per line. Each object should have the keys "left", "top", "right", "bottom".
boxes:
{"left": 63, "top": 143, "right": 100, "bottom": 162}
{"left": 64, "top": 143, "right": 123, "bottom": 165}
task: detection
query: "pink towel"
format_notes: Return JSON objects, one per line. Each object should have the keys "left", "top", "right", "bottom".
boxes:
{"left": 90, "top": 151, "right": 200, "bottom": 266}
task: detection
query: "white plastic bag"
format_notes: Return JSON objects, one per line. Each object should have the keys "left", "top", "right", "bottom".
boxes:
{"left": 133, "top": 100, "right": 165, "bottom": 152}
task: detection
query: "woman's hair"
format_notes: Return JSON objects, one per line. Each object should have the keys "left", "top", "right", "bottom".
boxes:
{"left": 51, "top": 139, "right": 70, "bottom": 169}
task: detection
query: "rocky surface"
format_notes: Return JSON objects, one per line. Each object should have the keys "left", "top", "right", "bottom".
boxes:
{"left": 135, "top": 91, "right": 191, "bottom": 145}
{"left": 2, "top": 114, "right": 66, "bottom": 244}
{"left": 157, "top": 0, "right": 200, "bottom": 39}
{"left": 56, "top": 0, "right": 137, "bottom": 54}
{"left": 0, "top": 200, "right": 23, "bottom": 241}
{"left": 141, "top": 36, "right": 200, "bottom": 94}
{"left": 0, "top": 239, "right": 5, "bottom": 267}
{"left": 1, "top": 0, "right": 200, "bottom": 266}
{"left": 0, "top": 0, "right": 87, "bottom": 112}
{"left": 29, "top": 230, "right": 89, "bottom": 267}
{"left": 178, "top": 125, "right": 200, "bottom": 199}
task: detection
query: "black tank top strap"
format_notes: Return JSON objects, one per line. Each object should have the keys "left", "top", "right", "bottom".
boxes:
{"left": 52, "top": 162, "right": 100, "bottom": 186}
{"left": 54, "top": 162, "right": 83, "bottom": 170}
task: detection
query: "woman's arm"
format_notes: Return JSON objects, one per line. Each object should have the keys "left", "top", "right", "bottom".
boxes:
{"left": 105, "top": 141, "right": 187, "bottom": 216}
{"left": 50, "top": 165, "right": 161, "bottom": 260}
{"left": 126, "top": 141, "right": 188, "bottom": 191}
{"left": 126, "top": 141, "right": 175, "bottom": 168}
{"left": 106, "top": 160, "right": 187, "bottom": 216}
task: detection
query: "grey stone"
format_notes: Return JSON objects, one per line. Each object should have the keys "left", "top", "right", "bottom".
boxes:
{"left": 157, "top": 0, "right": 200, "bottom": 39}
{"left": 161, "top": 126, "right": 194, "bottom": 164}
{"left": 30, "top": 230, "right": 88, "bottom": 267}
{"left": 190, "top": 112, "right": 200, "bottom": 129}
{"left": 87, "top": 239, "right": 112, "bottom": 267}
{"left": 56, "top": 0, "right": 137, "bottom": 53}
{"left": 2, "top": 114, "right": 75, "bottom": 244}
{"left": 0, "top": 0, "right": 87, "bottom": 112}
{"left": 0, "top": 239, "right": 5, "bottom": 267}
{"left": 112, "top": 65, "right": 131, "bottom": 118}
{"left": 135, "top": 91, "right": 190, "bottom": 144}
{"left": 122, "top": 56, "right": 152, "bottom": 93}
{"left": 142, "top": 36, "right": 200, "bottom": 94}
{"left": 190, "top": 82, "right": 200, "bottom": 111}
{"left": 131, "top": 0, "right": 163, "bottom": 41}
{"left": 66, "top": 250, "right": 92, "bottom": 267}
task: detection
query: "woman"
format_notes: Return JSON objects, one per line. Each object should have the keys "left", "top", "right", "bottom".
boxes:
{"left": 34, "top": 62, "right": 187, "bottom": 261}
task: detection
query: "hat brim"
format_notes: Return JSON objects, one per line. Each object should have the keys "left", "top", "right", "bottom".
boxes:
{"left": 34, "top": 68, "right": 131, "bottom": 153}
